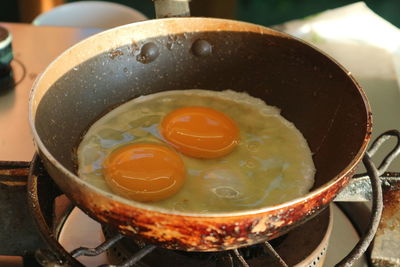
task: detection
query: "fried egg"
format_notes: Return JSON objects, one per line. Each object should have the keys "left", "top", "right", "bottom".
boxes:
{"left": 77, "top": 90, "right": 315, "bottom": 212}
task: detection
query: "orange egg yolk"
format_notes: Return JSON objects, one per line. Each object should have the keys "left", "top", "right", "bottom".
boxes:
{"left": 160, "top": 106, "right": 240, "bottom": 159}
{"left": 102, "top": 144, "right": 186, "bottom": 202}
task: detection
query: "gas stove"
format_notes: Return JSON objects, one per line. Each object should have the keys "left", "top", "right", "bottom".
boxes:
{"left": 3, "top": 157, "right": 371, "bottom": 267}
{"left": 1, "top": 22, "right": 400, "bottom": 267}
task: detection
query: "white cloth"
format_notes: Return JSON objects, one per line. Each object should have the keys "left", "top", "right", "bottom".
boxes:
{"left": 277, "top": 2, "right": 400, "bottom": 171}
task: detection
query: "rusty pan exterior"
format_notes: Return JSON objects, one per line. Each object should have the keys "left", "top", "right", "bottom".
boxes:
{"left": 29, "top": 18, "right": 371, "bottom": 251}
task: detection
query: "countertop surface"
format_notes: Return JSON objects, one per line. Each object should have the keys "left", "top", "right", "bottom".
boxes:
{"left": 0, "top": 22, "right": 100, "bottom": 161}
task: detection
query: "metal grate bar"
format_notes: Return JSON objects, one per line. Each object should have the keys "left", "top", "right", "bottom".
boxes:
{"left": 100, "top": 245, "right": 156, "bottom": 267}
{"left": 335, "top": 153, "right": 384, "bottom": 267}
{"left": 216, "top": 251, "right": 234, "bottom": 266}
{"left": 71, "top": 233, "right": 124, "bottom": 258}
{"left": 231, "top": 249, "right": 249, "bottom": 267}
{"left": 354, "top": 130, "right": 400, "bottom": 179}
{"left": 262, "top": 241, "right": 289, "bottom": 267}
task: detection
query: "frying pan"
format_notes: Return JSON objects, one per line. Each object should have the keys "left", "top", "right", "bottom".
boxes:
{"left": 29, "top": 16, "right": 371, "bottom": 251}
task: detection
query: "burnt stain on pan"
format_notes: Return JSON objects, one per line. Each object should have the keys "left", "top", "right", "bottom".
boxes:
{"left": 130, "top": 40, "right": 140, "bottom": 56}
{"left": 108, "top": 49, "right": 124, "bottom": 60}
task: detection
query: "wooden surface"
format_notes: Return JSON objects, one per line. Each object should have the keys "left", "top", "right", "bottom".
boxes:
{"left": 0, "top": 22, "right": 100, "bottom": 161}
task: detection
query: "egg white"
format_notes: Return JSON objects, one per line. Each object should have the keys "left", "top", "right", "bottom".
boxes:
{"left": 77, "top": 90, "right": 315, "bottom": 212}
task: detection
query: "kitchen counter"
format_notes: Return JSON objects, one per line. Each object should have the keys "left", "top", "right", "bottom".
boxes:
{"left": 0, "top": 23, "right": 100, "bottom": 161}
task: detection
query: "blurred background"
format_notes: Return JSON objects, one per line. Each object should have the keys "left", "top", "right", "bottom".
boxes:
{"left": 1, "top": 0, "right": 399, "bottom": 27}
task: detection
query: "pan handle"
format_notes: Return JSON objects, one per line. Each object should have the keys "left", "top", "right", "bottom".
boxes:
{"left": 153, "top": 0, "right": 191, "bottom": 18}
{"left": 334, "top": 129, "right": 400, "bottom": 202}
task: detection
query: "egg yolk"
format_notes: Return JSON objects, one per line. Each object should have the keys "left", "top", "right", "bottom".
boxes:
{"left": 160, "top": 106, "right": 240, "bottom": 158}
{"left": 102, "top": 144, "right": 186, "bottom": 202}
